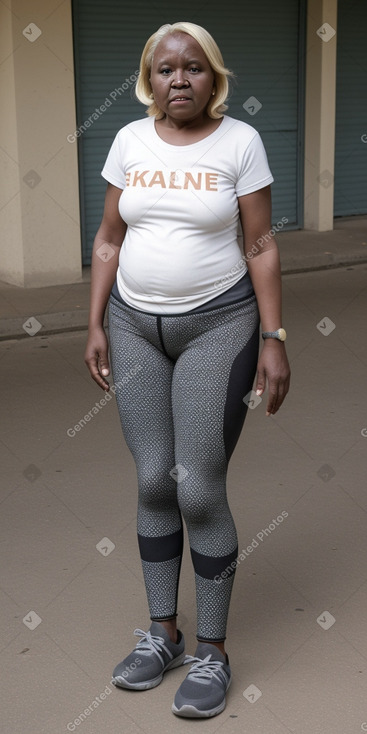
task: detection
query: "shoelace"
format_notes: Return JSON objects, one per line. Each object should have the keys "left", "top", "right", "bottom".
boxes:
{"left": 133, "top": 628, "right": 173, "bottom": 666}
{"left": 183, "top": 654, "right": 228, "bottom": 685}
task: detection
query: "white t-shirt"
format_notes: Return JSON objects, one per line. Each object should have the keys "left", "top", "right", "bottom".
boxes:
{"left": 101, "top": 115, "right": 273, "bottom": 314}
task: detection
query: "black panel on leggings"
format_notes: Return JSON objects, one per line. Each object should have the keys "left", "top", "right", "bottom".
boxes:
{"left": 138, "top": 527, "right": 183, "bottom": 563}
{"left": 190, "top": 545, "right": 239, "bottom": 580}
{"left": 223, "top": 326, "right": 260, "bottom": 463}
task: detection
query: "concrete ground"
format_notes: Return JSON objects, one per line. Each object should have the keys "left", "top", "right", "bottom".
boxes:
{"left": 1, "top": 229, "right": 367, "bottom": 732}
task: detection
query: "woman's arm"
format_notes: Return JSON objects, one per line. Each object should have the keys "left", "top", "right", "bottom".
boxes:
{"left": 238, "top": 185, "right": 290, "bottom": 416}
{"left": 84, "top": 183, "right": 127, "bottom": 391}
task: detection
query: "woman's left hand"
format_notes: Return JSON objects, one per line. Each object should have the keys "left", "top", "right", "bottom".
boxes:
{"left": 255, "top": 340, "right": 291, "bottom": 416}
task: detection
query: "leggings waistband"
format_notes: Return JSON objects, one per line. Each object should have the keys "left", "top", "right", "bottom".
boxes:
{"left": 110, "top": 271, "right": 255, "bottom": 317}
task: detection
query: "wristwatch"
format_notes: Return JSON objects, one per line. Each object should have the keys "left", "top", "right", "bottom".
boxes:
{"left": 261, "top": 328, "right": 287, "bottom": 341}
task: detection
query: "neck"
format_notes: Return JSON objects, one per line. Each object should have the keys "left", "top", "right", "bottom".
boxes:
{"left": 158, "top": 112, "right": 211, "bottom": 131}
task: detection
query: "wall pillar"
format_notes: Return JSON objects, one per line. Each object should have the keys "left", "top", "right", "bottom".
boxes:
{"left": 0, "top": 0, "right": 82, "bottom": 287}
{"left": 304, "top": 0, "right": 338, "bottom": 231}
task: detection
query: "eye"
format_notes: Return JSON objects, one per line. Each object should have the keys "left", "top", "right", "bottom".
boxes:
{"left": 160, "top": 68, "right": 171, "bottom": 75}
{"left": 189, "top": 67, "right": 200, "bottom": 73}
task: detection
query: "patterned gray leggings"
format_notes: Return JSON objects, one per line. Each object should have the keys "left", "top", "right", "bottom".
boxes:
{"left": 108, "top": 293, "right": 259, "bottom": 641}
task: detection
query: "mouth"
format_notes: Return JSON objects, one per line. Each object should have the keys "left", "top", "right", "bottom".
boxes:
{"left": 170, "top": 96, "right": 192, "bottom": 103}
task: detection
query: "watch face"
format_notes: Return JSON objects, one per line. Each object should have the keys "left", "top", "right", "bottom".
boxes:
{"left": 278, "top": 328, "right": 287, "bottom": 341}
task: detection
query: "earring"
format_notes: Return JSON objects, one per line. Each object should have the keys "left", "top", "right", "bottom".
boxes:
{"left": 211, "top": 89, "right": 216, "bottom": 96}
{"left": 149, "top": 92, "right": 154, "bottom": 99}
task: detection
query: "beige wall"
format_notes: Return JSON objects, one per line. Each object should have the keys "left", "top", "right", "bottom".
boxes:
{"left": 0, "top": 0, "right": 81, "bottom": 287}
{"left": 304, "top": 0, "right": 338, "bottom": 230}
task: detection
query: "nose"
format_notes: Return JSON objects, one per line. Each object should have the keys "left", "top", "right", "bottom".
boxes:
{"left": 171, "top": 69, "right": 189, "bottom": 87}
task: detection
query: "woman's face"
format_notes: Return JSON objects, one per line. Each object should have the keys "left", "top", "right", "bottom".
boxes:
{"left": 149, "top": 32, "right": 215, "bottom": 124}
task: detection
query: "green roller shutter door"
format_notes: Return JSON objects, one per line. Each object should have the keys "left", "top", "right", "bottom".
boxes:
{"left": 72, "top": 0, "right": 304, "bottom": 264}
{"left": 334, "top": 0, "right": 367, "bottom": 217}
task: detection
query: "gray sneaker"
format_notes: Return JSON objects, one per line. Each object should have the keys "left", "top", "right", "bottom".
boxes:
{"left": 172, "top": 642, "right": 231, "bottom": 718}
{"left": 112, "top": 621, "right": 185, "bottom": 690}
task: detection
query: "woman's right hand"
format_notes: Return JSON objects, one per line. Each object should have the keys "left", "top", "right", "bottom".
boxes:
{"left": 84, "top": 325, "right": 111, "bottom": 391}
{"left": 85, "top": 184, "right": 125, "bottom": 391}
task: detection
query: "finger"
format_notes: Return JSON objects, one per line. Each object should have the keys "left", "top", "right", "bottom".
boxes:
{"left": 98, "top": 354, "right": 110, "bottom": 378}
{"left": 255, "top": 365, "right": 266, "bottom": 396}
{"left": 91, "top": 366, "right": 110, "bottom": 391}
{"left": 277, "top": 369, "right": 291, "bottom": 410}
{"left": 268, "top": 376, "right": 290, "bottom": 415}
{"left": 85, "top": 354, "right": 110, "bottom": 391}
{"left": 266, "top": 382, "right": 279, "bottom": 416}
{"left": 274, "top": 383, "right": 287, "bottom": 413}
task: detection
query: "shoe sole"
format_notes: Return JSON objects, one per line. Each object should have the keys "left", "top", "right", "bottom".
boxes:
{"left": 112, "top": 651, "right": 186, "bottom": 691}
{"left": 171, "top": 676, "right": 231, "bottom": 718}
{"left": 172, "top": 699, "right": 227, "bottom": 718}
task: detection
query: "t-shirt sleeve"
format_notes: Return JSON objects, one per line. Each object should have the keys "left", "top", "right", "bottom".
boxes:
{"left": 101, "top": 130, "right": 126, "bottom": 189}
{"left": 235, "top": 131, "right": 274, "bottom": 196}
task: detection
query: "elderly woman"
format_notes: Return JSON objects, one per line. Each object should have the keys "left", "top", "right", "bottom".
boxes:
{"left": 85, "top": 21, "right": 290, "bottom": 719}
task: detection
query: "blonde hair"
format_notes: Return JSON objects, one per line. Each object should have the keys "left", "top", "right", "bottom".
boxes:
{"left": 135, "top": 22, "right": 233, "bottom": 120}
